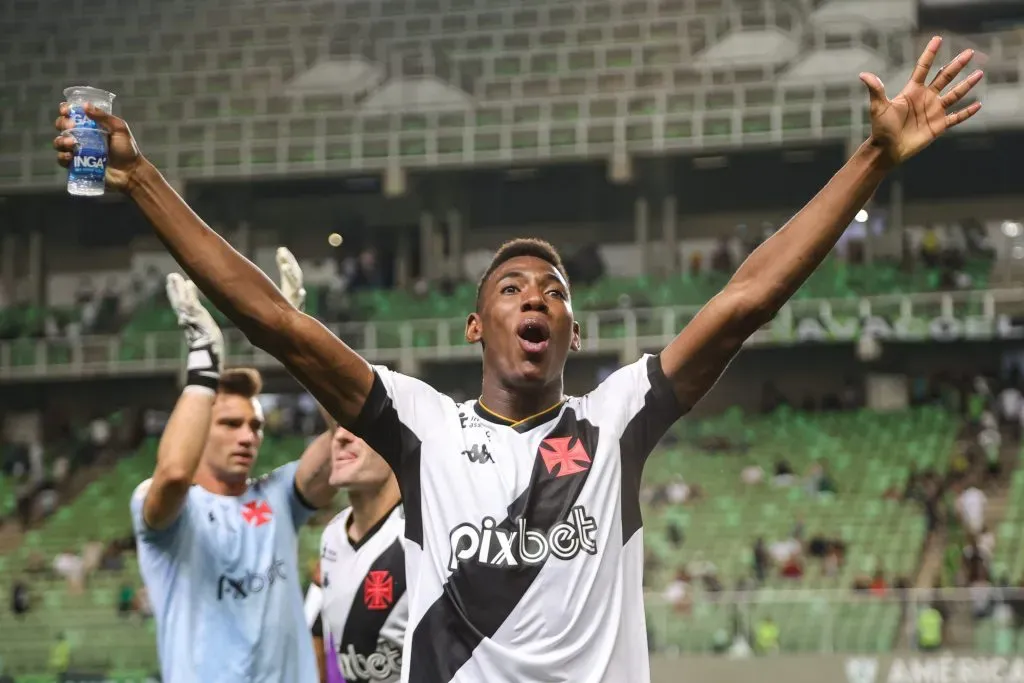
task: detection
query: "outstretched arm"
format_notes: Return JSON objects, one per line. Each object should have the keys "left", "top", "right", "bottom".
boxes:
{"left": 53, "top": 111, "right": 373, "bottom": 425}
{"left": 661, "top": 37, "right": 983, "bottom": 410}
{"left": 274, "top": 247, "right": 338, "bottom": 509}
{"left": 143, "top": 275, "right": 222, "bottom": 530}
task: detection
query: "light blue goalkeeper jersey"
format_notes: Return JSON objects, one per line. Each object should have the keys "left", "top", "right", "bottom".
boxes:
{"left": 131, "top": 460, "right": 319, "bottom": 683}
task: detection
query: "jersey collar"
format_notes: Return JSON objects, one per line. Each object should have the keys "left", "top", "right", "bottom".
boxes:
{"left": 473, "top": 399, "right": 565, "bottom": 434}
{"left": 346, "top": 500, "right": 402, "bottom": 551}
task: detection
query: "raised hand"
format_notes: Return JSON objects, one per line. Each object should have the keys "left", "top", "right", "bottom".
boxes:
{"left": 54, "top": 103, "right": 144, "bottom": 193}
{"left": 276, "top": 247, "right": 307, "bottom": 312}
{"left": 167, "top": 273, "right": 224, "bottom": 390}
{"left": 861, "top": 36, "right": 983, "bottom": 167}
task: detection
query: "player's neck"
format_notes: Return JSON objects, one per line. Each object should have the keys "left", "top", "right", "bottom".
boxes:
{"left": 194, "top": 466, "right": 247, "bottom": 497}
{"left": 478, "top": 376, "right": 564, "bottom": 423}
{"left": 348, "top": 478, "right": 401, "bottom": 545}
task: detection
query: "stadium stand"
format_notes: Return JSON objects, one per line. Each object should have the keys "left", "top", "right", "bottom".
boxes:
{"left": 0, "top": 401, "right": 988, "bottom": 673}
{"left": 0, "top": 0, "right": 1003, "bottom": 186}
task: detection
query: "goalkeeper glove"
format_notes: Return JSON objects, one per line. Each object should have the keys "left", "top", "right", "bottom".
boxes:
{"left": 166, "top": 273, "right": 224, "bottom": 392}
{"left": 276, "top": 246, "right": 306, "bottom": 312}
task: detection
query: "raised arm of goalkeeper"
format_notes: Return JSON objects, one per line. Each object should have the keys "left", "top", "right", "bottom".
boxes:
{"left": 277, "top": 248, "right": 337, "bottom": 510}
{"left": 143, "top": 250, "right": 335, "bottom": 531}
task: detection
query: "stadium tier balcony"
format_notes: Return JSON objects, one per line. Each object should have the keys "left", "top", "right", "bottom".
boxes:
{"left": 0, "top": 284, "right": 1012, "bottom": 384}
{"left": 2, "top": 0, "right": 1006, "bottom": 187}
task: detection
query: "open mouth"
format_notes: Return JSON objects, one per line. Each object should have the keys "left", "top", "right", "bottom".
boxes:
{"left": 517, "top": 318, "right": 551, "bottom": 355}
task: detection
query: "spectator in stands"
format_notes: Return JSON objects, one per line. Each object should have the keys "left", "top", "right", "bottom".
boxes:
{"left": 956, "top": 483, "right": 987, "bottom": 535}
{"left": 665, "top": 477, "right": 692, "bottom": 505}
{"left": 779, "top": 554, "right": 804, "bottom": 580}
{"left": 754, "top": 616, "right": 780, "bottom": 655}
{"left": 977, "top": 420, "right": 1002, "bottom": 479}
{"left": 998, "top": 383, "right": 1022, "bottom": 439}
{"left": 10, "top": 578, "right": 29, "bottom": 618}
{"left": 823, "top": 543, "right": 846, "bottom": 578}
{"left": 48, "top": 633, "right": 71, "bottom": 675}
{"left": 741, "top": 464, "right": 764, "bottom": 486}
{"left": 100, "top": 542, "right": 124, "bottom": 571}
{"left": 870, "top": 569, "right": 887, "bottom": 596}
{"left": 665, "top": 520, "right": 684, "bottom": 549}
{"left": 702, "top": 570, "right": 724, "bottom": 594}
{"left": 917, "top": 604, "right": 944, "bottom": 652}
{"left": 348, "top": 248, "right": 383, "bottom": 291}
{"left": 711, "top": 238, "right": 734, "bottom": 274}
{"left": 772, "top": 459, "right": 796, "bottom": 487}
{"left": 753, "top": 538, "right": 769, "bottom": 584}
{"left": 686, "top": 552, "right": 717, "bottom": 582}
{"left": 118, "top": 583, "right": 136, "bottom": 618}
{"left": 52, "top": 547, "right": 85, "bottom": 594}
{"left": 663, "top": 569, "right": 692, "bottom": 615}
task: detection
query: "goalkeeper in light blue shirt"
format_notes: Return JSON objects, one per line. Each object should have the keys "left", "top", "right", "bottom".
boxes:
{"left": 131, "top": 249, "right": 336, "bottom": 683}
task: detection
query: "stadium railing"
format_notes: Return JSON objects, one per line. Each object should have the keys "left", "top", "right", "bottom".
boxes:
{"left": 1, "top": 288, "right": 1020, "bottom": 380}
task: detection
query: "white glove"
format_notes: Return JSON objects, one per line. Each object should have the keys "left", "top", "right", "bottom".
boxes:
{"left": 276, "top": 247, "right": 306, "bottom": 311}
{"left": 166, "top": 273, "right": 224, "bottom": 391}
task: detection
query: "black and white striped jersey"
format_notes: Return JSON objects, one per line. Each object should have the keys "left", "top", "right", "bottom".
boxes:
{"left": 319, "top": 504, "right": 408, "bottom": 683}
{"left": 352, "top": 354, "right": 684, "bottom": 683}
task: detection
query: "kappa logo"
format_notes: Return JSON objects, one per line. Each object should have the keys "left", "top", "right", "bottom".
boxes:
{"left": 845, "top": 658, "right": 879, "bottom": 683}
{"left": 321, "top": 544, "right": 338, "bottom": 562}
{"left": 463, "top": 443, "right": 494, "bottom": 464}
{"left": 363, "top": 570, "right": 394, "bottom": 611}
{"left": 539, "top": 436, "right": 591, "bottom": 477}
{"left": 241, "top": 500, "right": 273, "bottom": 527}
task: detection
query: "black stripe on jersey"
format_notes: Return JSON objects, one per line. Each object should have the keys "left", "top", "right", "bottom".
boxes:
{"left": 340, "top": 537, "right": 408, "bottom": 657}
{"left": 619, "top": 354, "right": 687, "bottom": 543}
{"left": 407, "top": 408, "right": 600, "bottom": 683}
{"left": 352, "top": 371, "right": 424, "bottom": 547}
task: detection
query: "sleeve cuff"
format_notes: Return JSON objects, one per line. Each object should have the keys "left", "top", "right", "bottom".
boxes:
{"left": 292, "top": 478, "right": 318, "bottom": 512}
{"left": 648, "top": 353, "right": 688, "bottom": 418}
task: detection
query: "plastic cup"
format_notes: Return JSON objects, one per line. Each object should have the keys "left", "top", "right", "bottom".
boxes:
{"left": 62, "top": 127, "right": 108, "bottom": 197}
{"left": 63, "top": 86, "right": 116, "bottom": 130}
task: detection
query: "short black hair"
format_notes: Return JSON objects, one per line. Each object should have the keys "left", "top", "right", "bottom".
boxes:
{"left": 475, "top": 238, "right": 569, "bottom": 310}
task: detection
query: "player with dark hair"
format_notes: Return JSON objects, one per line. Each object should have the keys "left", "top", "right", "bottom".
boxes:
{"left": 62, "top": 39, "right": 981, "bottom": 682}
{"left": 130, "top": 253, "right": 336, "bottom": 683}
{"left": 318, "top": 426, "right": 406, "bottom": 683}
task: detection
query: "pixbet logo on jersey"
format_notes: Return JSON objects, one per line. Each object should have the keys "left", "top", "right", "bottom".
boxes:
{"left": 216, "top": 559, "right": 286, "bottom": 600}
{"left": 339, "top": 640, "right": 402, "bottom": 682}
{"left": 447, "top": 505, "right": 598, "bottom": 571}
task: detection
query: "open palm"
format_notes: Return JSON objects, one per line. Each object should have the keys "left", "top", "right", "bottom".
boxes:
{"left": 861, "top": 36, "right": 983, "bottom": 166}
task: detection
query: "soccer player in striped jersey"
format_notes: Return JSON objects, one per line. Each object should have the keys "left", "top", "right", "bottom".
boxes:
{"left": 68, "top": 41, "right": 982, "bottom": 681}
{"left": 318, "top": 427, "right": 406, "bottom": 683}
